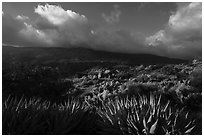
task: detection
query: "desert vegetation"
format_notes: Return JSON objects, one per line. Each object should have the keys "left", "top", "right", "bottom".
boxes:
{"left": 2, "top": 59, "right": 202, "bottom": 135}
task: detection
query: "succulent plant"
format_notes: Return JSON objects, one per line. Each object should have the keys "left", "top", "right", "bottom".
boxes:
{"left": 98, "top": 93, "right": 197, "bottom": 135}
{"left": 2, "top": 96, "right": 93, "bottom": 135}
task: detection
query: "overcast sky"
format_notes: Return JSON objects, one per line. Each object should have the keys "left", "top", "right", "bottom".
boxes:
{"left": 2, "top": 2, "right": 202, "bottom": 59}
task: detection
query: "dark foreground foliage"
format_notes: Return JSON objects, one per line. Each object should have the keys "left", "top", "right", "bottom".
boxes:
{"left": 2, "top": 93, "right": 201, "bottom": 135}
{"left": 2, "top": 59, "right": 202, "bottom": 135}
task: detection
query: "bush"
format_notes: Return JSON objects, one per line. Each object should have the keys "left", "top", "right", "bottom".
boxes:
{"left": 3, "top": 65, "right": 73, "bottom": 100}
{"left": 183, "top": 93, "right": 202, "bottom": 110}
{"left": 125, "top": 83, "right": 159, "bottom": 97}
{"left": 189, "top": 67, "right": 202, "bottom": 91}
{"left": 117, "top": 72, "right": 133, "bottom": 79}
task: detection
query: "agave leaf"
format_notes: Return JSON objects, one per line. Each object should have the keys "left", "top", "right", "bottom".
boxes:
{"left": 127, "top": 118, "right": 138, "bottom": 131}
{"left": 179, "top": 107, "right": 186, "bottom": 114}
{"left": 117, "top": 101, "right": 122, "bottom": 111}
{"left": 131, "top": 112, "right": 136, "bottom": 122}
{"left": 149, "top": 119, "right": 158, "bottom": 134}
{"left": 113, "top": 104, "right": 117, "bottom": 114}
{"left": 143, "top": 95, "right": 148, "bottom": 105}
{"left": 156, "top": 94, "right": 162, "bottom": 108}
{"left": 156, "top": 105, "right": 160, "bottom": 117}
{"left": 162, "top": 126, "right": 169, "bottom": 135}
{"left": 145, "top": 107, "right": 150, "bottom": 116}
{"left": 163, "top": 100, "right": 170, "bottom": 112}
{"left": 185, "top": 111, "right": 189, "bottom": 119}
{"left": 173, "top": 112, "right": 179, "bottom": 127}
{"left": 130, "top": 98, "right": 133, "bottom": 106}
{"left": 138, "top": 93, "right": 142, "bottom": 102}
{"left": 125, "top": 95, "right": 129, "bottom": 107}
{"left": 152, "top": 104, "right": 156, "bottom": 116}
{"left": 184, "top": 120, "right": 194, "bottom": 129}
{"left": 168, "top": 107, "right": 172, "bottom": 118}
{"left": 15, "top": 96, "right": 24, "bottom": 112}
{"left": 71, "top": 102, "right": 76, "bottom": 113}
{"left": 143, "top": 117, "right": 148, "bottom": 131}
{"left": 167, "top": 120, "right": 171, "bottom": 126}
{"left": 105, "top": 114, "right": 114, "bottom": 125}
{"left": 185, "top": 125, "right": 195, "bottom": 134}
{"left": 4, "top": 95, "right": 11, "bottom": 109}
{"left": 108, "top": 106, "right": 114, "bottom": 115}
{"left": 135, "top": 110, "right": 140, "bottom": 122}
{"left": 149, "top": 93, "right": 155, "bottom": 106}
{"left": 147, "top": 114, "right": 153, "bottom": 124}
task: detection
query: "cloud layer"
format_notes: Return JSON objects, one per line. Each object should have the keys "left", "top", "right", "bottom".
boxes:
{"left": 2, "top": 3, "right": 202, "bottom": 59}
{"left": 2, "top": 4, "right": 144, "bottom": 52}
{"left": 145, "top": 2, "right": 202, "bottom": 59}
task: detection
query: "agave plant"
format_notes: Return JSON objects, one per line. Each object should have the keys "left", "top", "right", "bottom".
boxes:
{"left": 98, "top": 93, "right": 197, "bottom": 135}
{"left": 2, "top": 95, "right": 95, "bottom": 135}
{"left": 43, "top": 97, "right": 97, "bottom": 135}
{"left": 2, "top": 95, "right": 49, "bottom": 134}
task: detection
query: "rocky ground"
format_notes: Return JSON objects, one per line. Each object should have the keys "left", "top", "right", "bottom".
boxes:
{"left": 61, "top": 59, "right": 202, "bottom": 109}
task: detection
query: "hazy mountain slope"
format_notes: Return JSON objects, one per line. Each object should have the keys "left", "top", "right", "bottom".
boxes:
{"left": 2, "top": 46, "right": 187, "bottom": 65}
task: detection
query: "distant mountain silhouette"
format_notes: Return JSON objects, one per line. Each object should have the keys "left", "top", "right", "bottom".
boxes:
{"left": 3, "top": 46, "right": 187, "bottom": 65}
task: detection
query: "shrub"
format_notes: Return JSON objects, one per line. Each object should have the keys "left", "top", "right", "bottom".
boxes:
{"left": 3, "top": 64, "right": 74, "bottom": 100}
{"left": 183, "top": 93, "right": 202, "bottom": 110}
{"left": 149, "top": 72, "right": 167, "bottom": 82}
{"left": 125, "top": 83, "right": 159, "bottom": 97}
{"left": 117, "top": 72, "right": 133, "bottom": 79}
{"left": 189, "top": 67, "right": 202, "bottom": 92}
{"left": 135, "top": 74, "right": 149, "bottom": 82}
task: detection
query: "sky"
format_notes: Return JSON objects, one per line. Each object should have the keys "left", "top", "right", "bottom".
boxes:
{"left": 2, "top": 2, "right": 202, "bottom": 59}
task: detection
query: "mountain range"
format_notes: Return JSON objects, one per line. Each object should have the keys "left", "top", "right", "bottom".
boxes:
{"left": 3, "top": 46, "right": 188, "bottom": 65}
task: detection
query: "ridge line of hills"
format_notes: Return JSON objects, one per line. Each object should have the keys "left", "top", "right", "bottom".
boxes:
{"left": 3, "top": 46, "right": 188, "bottom": 65}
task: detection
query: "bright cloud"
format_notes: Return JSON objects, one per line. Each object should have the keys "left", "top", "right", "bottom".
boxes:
{"left": 2, "top": 4, "right": 94, "bottom": 48}
{"left": 34, "top": 4, "right": 87, "bottom": 26}
{"left": 145, "top": 30, "right": 169, "bottom": 46}
{"left": 16, "top": 15, "right": 29, "bottom": 20}
{"left": 145, "top": 2, "right": 202, "bottom": 59}
{"left": 34, "top": 4, "right": 92, "bottom": 45}
{"left": 168, "top": 2, "right": 201, "bottom": 32}
{"left": 19, "top": 22, "right": 54, "bottom": 46}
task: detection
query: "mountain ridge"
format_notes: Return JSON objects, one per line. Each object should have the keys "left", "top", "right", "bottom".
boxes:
{"left": 2, "top": 46, "right": 188, "bottom": 65}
